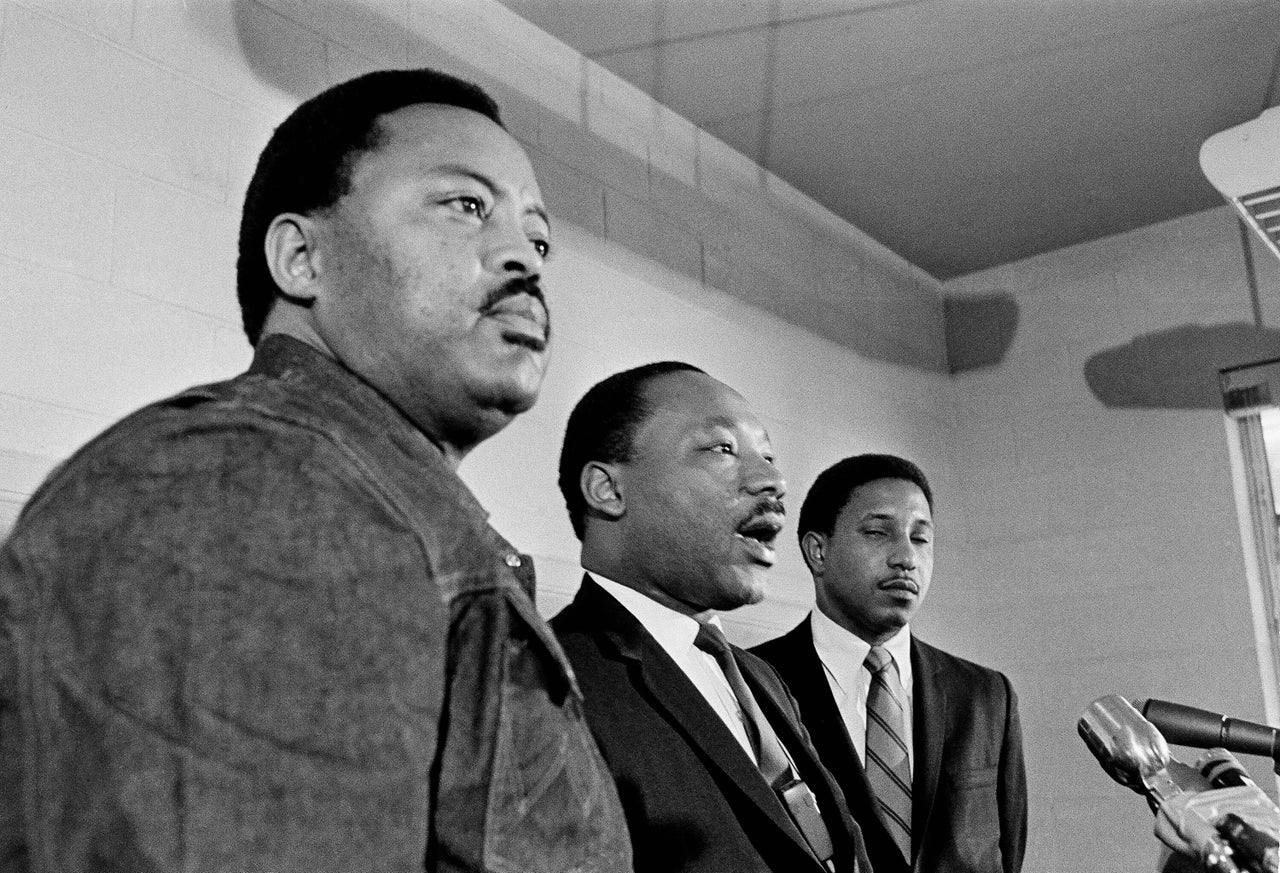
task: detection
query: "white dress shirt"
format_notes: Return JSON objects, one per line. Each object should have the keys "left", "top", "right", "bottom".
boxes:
{"left": 810, "top": 609, "right": 914, "bottom": 771}
{"left": 589, "top": 573, "right": 757, "bottom": 763}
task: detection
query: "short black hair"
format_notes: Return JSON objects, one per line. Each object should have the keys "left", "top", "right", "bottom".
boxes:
{"left": 236, "top": 67, "right": 503, "bottom": 345}
{"left": 797, "top": 453, "right": 933, "bottom": 545}
{"left": 559, "top": 361, "right": 706, "bottom": 540}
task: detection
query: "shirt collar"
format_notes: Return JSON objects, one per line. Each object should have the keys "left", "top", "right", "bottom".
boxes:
{"left": 810, "top": 607, "right": 912, "bottom": 693}
{"left": 588, "top": 572, "right": 721, "bottom": 659}
{"left": 248, "top": 335, "right": 488, "bottom": 522}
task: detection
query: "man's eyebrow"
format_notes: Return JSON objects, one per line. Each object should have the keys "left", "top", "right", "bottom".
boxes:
{"left": 528, "top": 202, "right": 551, "bottom": 231}
{"left": 861, "top": 510, "right": 932, "bottom": 526}
{"left": 425, "top": 164, "right": 551, "bottom": 228}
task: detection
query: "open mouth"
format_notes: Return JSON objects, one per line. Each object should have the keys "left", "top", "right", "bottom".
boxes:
{"left": 735, "top": 514, "right": 784, "bottom": 565}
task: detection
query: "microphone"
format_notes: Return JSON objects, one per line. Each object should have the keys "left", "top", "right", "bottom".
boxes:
{"left": 1079, "top": 695, "right": 1213, "bottom": 805}
{"left": 1193, "top": 750, "right": 1280, "bottom": 873}
{"left": 1080, "top": 695, "right": 1240, "bottom": 871}
{"left": 1137, "top": 699, "right": 1280, "bottom": 761}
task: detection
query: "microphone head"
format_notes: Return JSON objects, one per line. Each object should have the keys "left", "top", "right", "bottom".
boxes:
{"left": 1079, "top": 695, "right": 1171, "bottom": 793}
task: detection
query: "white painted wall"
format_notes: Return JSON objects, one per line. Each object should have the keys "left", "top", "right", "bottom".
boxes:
{"left": 2, "top": 1, "right": 1275, "bottom": 871}
{"left": 941, "top": 206, "right": 1280, "bottom": 870}
{"left": 0, "top": 0, "right": 947, "bottom": 635}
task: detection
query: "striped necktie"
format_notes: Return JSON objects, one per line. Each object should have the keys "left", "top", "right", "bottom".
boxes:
{"left": 864, "top": 645, "right": 912, "bottom": 863}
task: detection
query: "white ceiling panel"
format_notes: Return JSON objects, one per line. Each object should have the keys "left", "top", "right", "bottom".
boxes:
{"left": 502, "top": 0, "right": 1280, "bottom": 277}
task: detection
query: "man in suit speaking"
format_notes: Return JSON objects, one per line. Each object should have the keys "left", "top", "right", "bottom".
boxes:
{"left": 550, "top": 362, "right": 871, "bottom": 873}
{"left": 752, "top": 454, "right": 1027, "bottom": 873}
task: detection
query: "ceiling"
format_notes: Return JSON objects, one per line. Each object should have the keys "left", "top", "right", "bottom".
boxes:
{"left": 498, "top": 0, "right": 1280, "bottom": 279}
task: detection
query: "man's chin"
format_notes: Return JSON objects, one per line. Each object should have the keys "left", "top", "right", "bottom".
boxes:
{"left": 473, "top": 363, "right": 544, "bottom": 416}
{"left": 719, "top": 571, "right": 767, "bottom": 611}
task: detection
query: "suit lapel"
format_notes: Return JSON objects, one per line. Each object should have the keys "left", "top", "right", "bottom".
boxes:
{"left": 910, "top": 638, "right": 946, "bottom": 870}
{"left": 795, "top": 619, "right": 910, "bottom": 870}
{"left": 784, "top": 620, "right": 866, "bottom": 798}
{"left": 577, "top": 579, "right": 817, "bottom": 862}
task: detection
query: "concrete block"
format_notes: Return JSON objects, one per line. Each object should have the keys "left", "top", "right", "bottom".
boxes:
{"left": 0, "top": 448, "right": 58, "bottom": 502}
{"left": 16, "top": 0, "right": 133, "bottom": 44}
{"left": 603, "top": 187, "right": 700, "bottom": 281}
{"left": 526, "top": 147, "right": 606, "bottom": 238}
{"left": 0, "top": 393, "right": 110, "bottom": 465}
{"left": 0, "top": 124, "right": 116, "bottom": 282}
{"left": 0, "top": 257, "right": 232, "bottom": 418}
{"left": 111, "top": 177, "right": 241, "bottom": 325}
{"left": 132, "top": 0, "right": 308, "bottom": 109}
{"left": 539, "top": 105, "right": 649, "bottom": 202}
{"left": 0, "top": 5, "right": 237, "bottom": 200}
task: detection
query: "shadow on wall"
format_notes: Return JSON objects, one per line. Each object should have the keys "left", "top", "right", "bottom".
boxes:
{"left": 945, "top": 292, "right": 1020, "bottom": 374}
{"left": 230, "top": 0, "right": 401, "bottom": 98}
{"left": 1085, "top": 323, "right": 1280, "bottom": 409}
{"left": 209, "top": 0, "right": 958, "bottom": 374}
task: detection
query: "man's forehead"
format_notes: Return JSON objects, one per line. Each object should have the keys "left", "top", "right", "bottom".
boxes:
{"left": 643, "top": 372, "right": 764, "bottom": 430}
{"left": 843, "top": 479, "right": 932, "bottom": 517}
{"left": 371, "top": 104, "right": 537, "bottom": 178}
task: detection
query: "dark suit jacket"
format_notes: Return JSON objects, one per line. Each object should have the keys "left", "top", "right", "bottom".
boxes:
{"left": 551, "top": 577, "right": 873, "bottom": 873}
{"left": 752, "top": 616, "right": 1027, "bottom": 873}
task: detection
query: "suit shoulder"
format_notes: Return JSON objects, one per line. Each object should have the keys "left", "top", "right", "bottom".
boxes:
{"left": 548, "top": 602, "right": 582, "bottom": 637}
{"left": 735, "top": 646, "right": 796, "bottom": 704}
{"left": 548, "top": 599, "right": 602, "bottom": 659}
{"left": 747, "top": 620, "right": 807, "bottom": 663}
{"left": 915, "top": 637, "right": 1015, "bottom": 695}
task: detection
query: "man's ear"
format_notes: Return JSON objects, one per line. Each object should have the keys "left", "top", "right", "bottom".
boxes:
{"left": 580, "top": 461, "right": 625, "bottom": 521}
{"left": 264, "top": 213, "right": 323, "bottom": 305}
{"left": 800, "top": 531, "right": 827, "bottom": 575}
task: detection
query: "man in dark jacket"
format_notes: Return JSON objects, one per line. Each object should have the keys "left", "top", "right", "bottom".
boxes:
{"left": 551, "top": 361, "right": 871, "bottom": 873}
{"left": 0, "top": 68, "right": 631, "bottom": 873}
{"left": 753, "top": 454, "right": 1027, "bottom": 873}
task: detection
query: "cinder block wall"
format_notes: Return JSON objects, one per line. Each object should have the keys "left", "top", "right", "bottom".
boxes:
{"left": 940, "top": 207, "right": 1280, "bottom": 870}
{"left": 0, "top": 0, "right": 948, "bottom": 643}
{"left": 4, "top": 2, "right": 1276, "bottom": 871}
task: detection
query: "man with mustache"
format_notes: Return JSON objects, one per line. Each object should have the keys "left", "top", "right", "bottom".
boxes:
{"left": 551, "top": 362, "right": 871, "bottom": 873}
{"left": 0, "top": 69, "right": 631, "bottom": 872}
{"left": 752, "top": 454, "right": 1027, "bottom": 873}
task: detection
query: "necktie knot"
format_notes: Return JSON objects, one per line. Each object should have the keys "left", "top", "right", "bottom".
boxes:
{"left": 865, "top": 645, "right": 893, "bottom": 674}
{"left": 694, "top": 619, "right": 732, "bottom": 662}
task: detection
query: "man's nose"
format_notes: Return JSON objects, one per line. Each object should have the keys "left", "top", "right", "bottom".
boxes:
{"left": 744, "top": 453, "right": 786, "bottom": 499}
{"left": 888, "top": 537, "right": 918, "bottom": 569}
{"left": 483, "top": 216, "right": 543, "bottom": 277}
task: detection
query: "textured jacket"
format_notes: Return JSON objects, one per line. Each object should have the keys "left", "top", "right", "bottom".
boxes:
{"left": 0, "top": 336, "right": 632, "bottom": 873}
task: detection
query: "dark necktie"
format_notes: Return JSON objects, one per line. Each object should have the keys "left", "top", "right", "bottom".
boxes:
{"left": 695, "top": 620, "right": 843, "bottom": 872}
{"left": 694, "top": 620, "right": 793, "bottom": 787}
{"left": 865, "top": 645, "right": 912, "bottom": 863}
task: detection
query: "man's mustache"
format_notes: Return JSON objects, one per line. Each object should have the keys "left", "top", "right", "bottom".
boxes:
{"left": 481, "top": 276, "right": 551, "bottom": 344}
{"left": 749, "top": 496, "right": 786, "bottom": 519}
{"left": 482, "top": 276, "right": 547, "bottom": 311}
